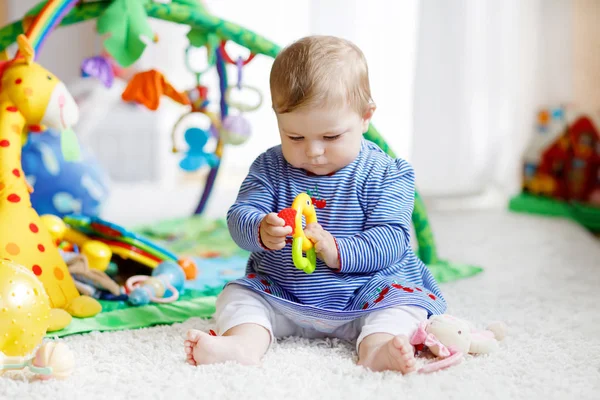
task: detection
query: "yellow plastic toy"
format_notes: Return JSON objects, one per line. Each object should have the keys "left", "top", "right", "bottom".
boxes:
{"left": 0, "top": 35, "right": 101, "bottom": 326}
{"left": 0, "top": 259, "right": 50, "bottom": 357}
{"left": 278, "top": 193, "right": 318, "bottom": 274}
{"left": 0, "top": 263, "right": 75, "bottom": 379}
{"left": 41, "top": 215, "right": 112, "bottom": 272}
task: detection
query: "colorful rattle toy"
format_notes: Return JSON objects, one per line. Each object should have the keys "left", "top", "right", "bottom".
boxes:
{"left": 1, "top": 341, "right": 75, "bottom": 380}
{"left": 125, "top": 261, "right": 186, "bottom": 306}
{"left": 278, "top": 193, "right": 322, "bottom": 274}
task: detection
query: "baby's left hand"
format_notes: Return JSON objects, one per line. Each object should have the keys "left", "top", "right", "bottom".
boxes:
{"left": 304, "top": 223, "right": 340, "bottom": 270}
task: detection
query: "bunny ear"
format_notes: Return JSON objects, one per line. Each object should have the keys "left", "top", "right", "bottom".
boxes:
{"left": 410, "top": 321, "right": 429, "bottom": 345}
{"left": 423, "top": 334, "right": 451, "bottom": 358}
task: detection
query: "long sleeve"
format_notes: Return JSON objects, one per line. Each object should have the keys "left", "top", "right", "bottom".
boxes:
{"left": 226, "top": 154, "right": 278, "bottom": 253}
{"left": 335, "top": 160, "right": 415, "bottom": 274}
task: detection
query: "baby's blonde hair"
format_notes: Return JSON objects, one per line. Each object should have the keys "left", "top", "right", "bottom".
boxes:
{"left": 270, "top": 35, "right": 373, "bottom": 115}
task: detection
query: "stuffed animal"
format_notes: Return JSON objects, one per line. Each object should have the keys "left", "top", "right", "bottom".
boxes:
{"left": 410, "top": 314, "right": 506, "bottom": 373}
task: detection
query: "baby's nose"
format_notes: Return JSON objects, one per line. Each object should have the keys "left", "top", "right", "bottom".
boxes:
{"left": 306, "top": 143, "right": 324, "bottom": 157}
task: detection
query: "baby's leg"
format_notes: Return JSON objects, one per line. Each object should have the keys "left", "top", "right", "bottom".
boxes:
{"left": 184, "top": 284, "right": 275, "bottom": 366}
{"left": 356, "top": 306, "right": 428, "bottom": 374}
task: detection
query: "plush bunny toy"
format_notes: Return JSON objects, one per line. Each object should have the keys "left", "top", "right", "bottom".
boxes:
{"left": 410, "top": 314, "right": 506, "bottom": 373}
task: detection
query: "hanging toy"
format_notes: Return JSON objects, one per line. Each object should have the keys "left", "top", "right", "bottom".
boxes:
{"left": 219, "top": 41, "right": 262, "bottom": 146}
{"left": 171, "top": 106, "right": 222, "bottom": 172}
{"left": 179, "top": 127, "right": 220, "bottom": 172}
{"left": 121, "top": 69, "right": 190, "bottom": 111}
{"left": 80, "top": 55, "right": 114, "bottom": 88}
{"left": 125, "top": 261, "right": 186, "bottom": 306}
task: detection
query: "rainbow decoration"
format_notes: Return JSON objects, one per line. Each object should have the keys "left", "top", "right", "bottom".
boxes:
{"left": 19, "top": 0, "right": 78, "bottom": 59}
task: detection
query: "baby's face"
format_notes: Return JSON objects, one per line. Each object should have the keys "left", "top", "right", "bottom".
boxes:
{"left": 276, "top": 105, "right": 371, "bottom": 175}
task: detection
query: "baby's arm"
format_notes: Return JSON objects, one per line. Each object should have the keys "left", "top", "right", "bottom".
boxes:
{"left": 227, "top": 156, "right": 278, "bottom": 253}
{"left": 335, "top": 160, "right": 415, "bottom": 274}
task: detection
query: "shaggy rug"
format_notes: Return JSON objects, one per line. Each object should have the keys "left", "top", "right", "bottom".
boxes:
{"left": 1, "top": 210, "right": 599, "bottom": 400}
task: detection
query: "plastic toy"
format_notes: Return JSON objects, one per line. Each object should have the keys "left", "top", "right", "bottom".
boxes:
{"left": 410, "top": 314, "right": 507, "bottom": 373}
{"left": 81, "top": 55, "right": 114, "bottom": 88}
{"left": 509, "top": 105, "right": 600, "bottom": 234}
{"left": 0, "top": 259, "right": 51, "bottom": 358}
{"left": 40, "top": 213, "right": 113, "bottom": 271}
{"left": 63, "top": 214, "right": 198, "bottom": 279}
{"left": 0, "top": 32, "right": 102, "bottom": 325}
{"left": 278, "top": 193, "right": 324, "bottom": 274}
{"left": 1, "top": 341, "right": 74, "bottom": 380}
{"left": 178, "top": 127, "right": 220, "bottom": 172}
{"left": 126, "top": 261, "right": 186, "bottom": 306}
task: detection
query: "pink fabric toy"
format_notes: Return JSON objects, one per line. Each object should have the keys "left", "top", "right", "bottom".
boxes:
{"left": 410, "top": 314, "right": 506, "bottom": 373}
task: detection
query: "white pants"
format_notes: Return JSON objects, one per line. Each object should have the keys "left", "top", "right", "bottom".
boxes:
{"left": 214, "top": 284, "right": 428, "bottom": 352}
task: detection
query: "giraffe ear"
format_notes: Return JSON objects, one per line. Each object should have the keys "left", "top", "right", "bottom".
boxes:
{"left": 16, "top": 34, "right": 35, "bottom": 65}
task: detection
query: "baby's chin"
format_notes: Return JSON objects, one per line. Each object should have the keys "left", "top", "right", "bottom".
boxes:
{"left": 301, "top": 163, "right": 339, "bottom": 176}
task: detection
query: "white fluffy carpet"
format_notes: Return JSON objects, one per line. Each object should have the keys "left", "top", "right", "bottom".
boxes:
{"left": 1, "top": 210, "right": 599, "bottom": 400}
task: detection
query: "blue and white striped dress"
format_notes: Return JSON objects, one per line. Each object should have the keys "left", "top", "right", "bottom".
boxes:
{"left": 226, "top": 139, "right": 446, "bottom": 332}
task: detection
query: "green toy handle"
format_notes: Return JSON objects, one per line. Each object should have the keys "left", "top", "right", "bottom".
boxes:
{"left": 292, "top": 237, "right": 316, "bottom": 274}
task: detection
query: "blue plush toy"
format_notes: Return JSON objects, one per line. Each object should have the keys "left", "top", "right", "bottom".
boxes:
{"left": 21, "top": 128, "right": 110, "bottom": 218}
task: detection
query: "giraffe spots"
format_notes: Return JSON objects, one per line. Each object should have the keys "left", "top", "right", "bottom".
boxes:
{"left": 32, "top": 265, "right": 42, "bottom": 276}
{"left": 12, "top": 169, "right": 20, "bottom": 178}
{"left": 6, "top": 106, "right": 17, "bottom": 112}
{"left": 0, "top": 182, "right": 4, "bottom": 191}
{"left": 5, "top": 243, "right": 20, "bottom": 255}
{"left": 0, "top": 140, "right": 10, "bottom": 147}
{"left": 15, "top": 78, "right": 22, "bottom": 84}
{"left": 7, "top": 194, "right": 20, "bottom": 203}
{"left": 23, "top": 88, "right": 33, "bottom": 97}
{"left": 54, "top": 267, "right": 64, "bottom": 280}
{"left": 29, "top": 125, "right": 42, "bottom": 133}
{"left": 11, "top": 124, "right": 21, "bottom": 135}
{"left": 29, "top": 223, "right": 39, "bottom": 233}
{"left": 37, "top": 244, "right": 45, "bottom": 252}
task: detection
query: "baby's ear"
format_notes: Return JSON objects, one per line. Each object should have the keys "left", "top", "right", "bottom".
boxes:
{"left": 361, "top": 103, "right": 376, "bottom": 132}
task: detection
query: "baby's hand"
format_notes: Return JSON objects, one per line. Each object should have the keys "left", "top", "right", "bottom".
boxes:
{"left": 260, "top": 213, "right": 292, "bottom": 250}
{"left": 304, "top": 223, "right": 340, "bottom": 270}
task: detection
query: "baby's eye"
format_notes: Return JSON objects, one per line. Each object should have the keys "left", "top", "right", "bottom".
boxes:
{"left": 324, "top": 134, "right": 341, "bottom": 141}
{"left": 289, "top": 136, "right": 303, "bottom": 142}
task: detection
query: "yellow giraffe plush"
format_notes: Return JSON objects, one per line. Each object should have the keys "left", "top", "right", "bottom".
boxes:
{"left": 0, "top": 35, "right": 101, "bottom": 329}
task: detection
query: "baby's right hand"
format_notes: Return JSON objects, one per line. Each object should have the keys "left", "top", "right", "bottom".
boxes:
{"left": 260, "top": 213, "right": 292, "bottom": 250}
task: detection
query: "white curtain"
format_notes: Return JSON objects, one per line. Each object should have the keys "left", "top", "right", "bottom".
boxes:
{"left": 411, "top": 0, "right": 573, "bottom": 205}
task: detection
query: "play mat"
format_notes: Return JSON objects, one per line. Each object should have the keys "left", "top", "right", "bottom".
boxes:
{"left": 0, "top": 0, "right": 483, "bottom": 353}
{"left": 47, "top": 214, "right": 483, "bottom": 338}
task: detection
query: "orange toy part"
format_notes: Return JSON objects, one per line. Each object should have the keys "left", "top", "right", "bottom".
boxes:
{"left": 178, "top": 257, "right": 198, "bottom": 280}
{"left": 121, "top": 69, "right": 190, "bottom": 111}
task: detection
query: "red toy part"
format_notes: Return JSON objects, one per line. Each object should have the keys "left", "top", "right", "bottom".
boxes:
{"left": 277, "top": 208, "right": 297, "bottom": 235}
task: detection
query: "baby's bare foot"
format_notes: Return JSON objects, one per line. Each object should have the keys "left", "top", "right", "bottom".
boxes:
{"left": 184, "top": 329, "right": 261, "bottom": 366}
{"left": 358, "top": 335, "right": 416, "bottom": 374}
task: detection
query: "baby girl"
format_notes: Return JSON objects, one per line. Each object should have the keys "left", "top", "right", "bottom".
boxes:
{"left": 185, "top": 35, "right": 446, "bottom": 374}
